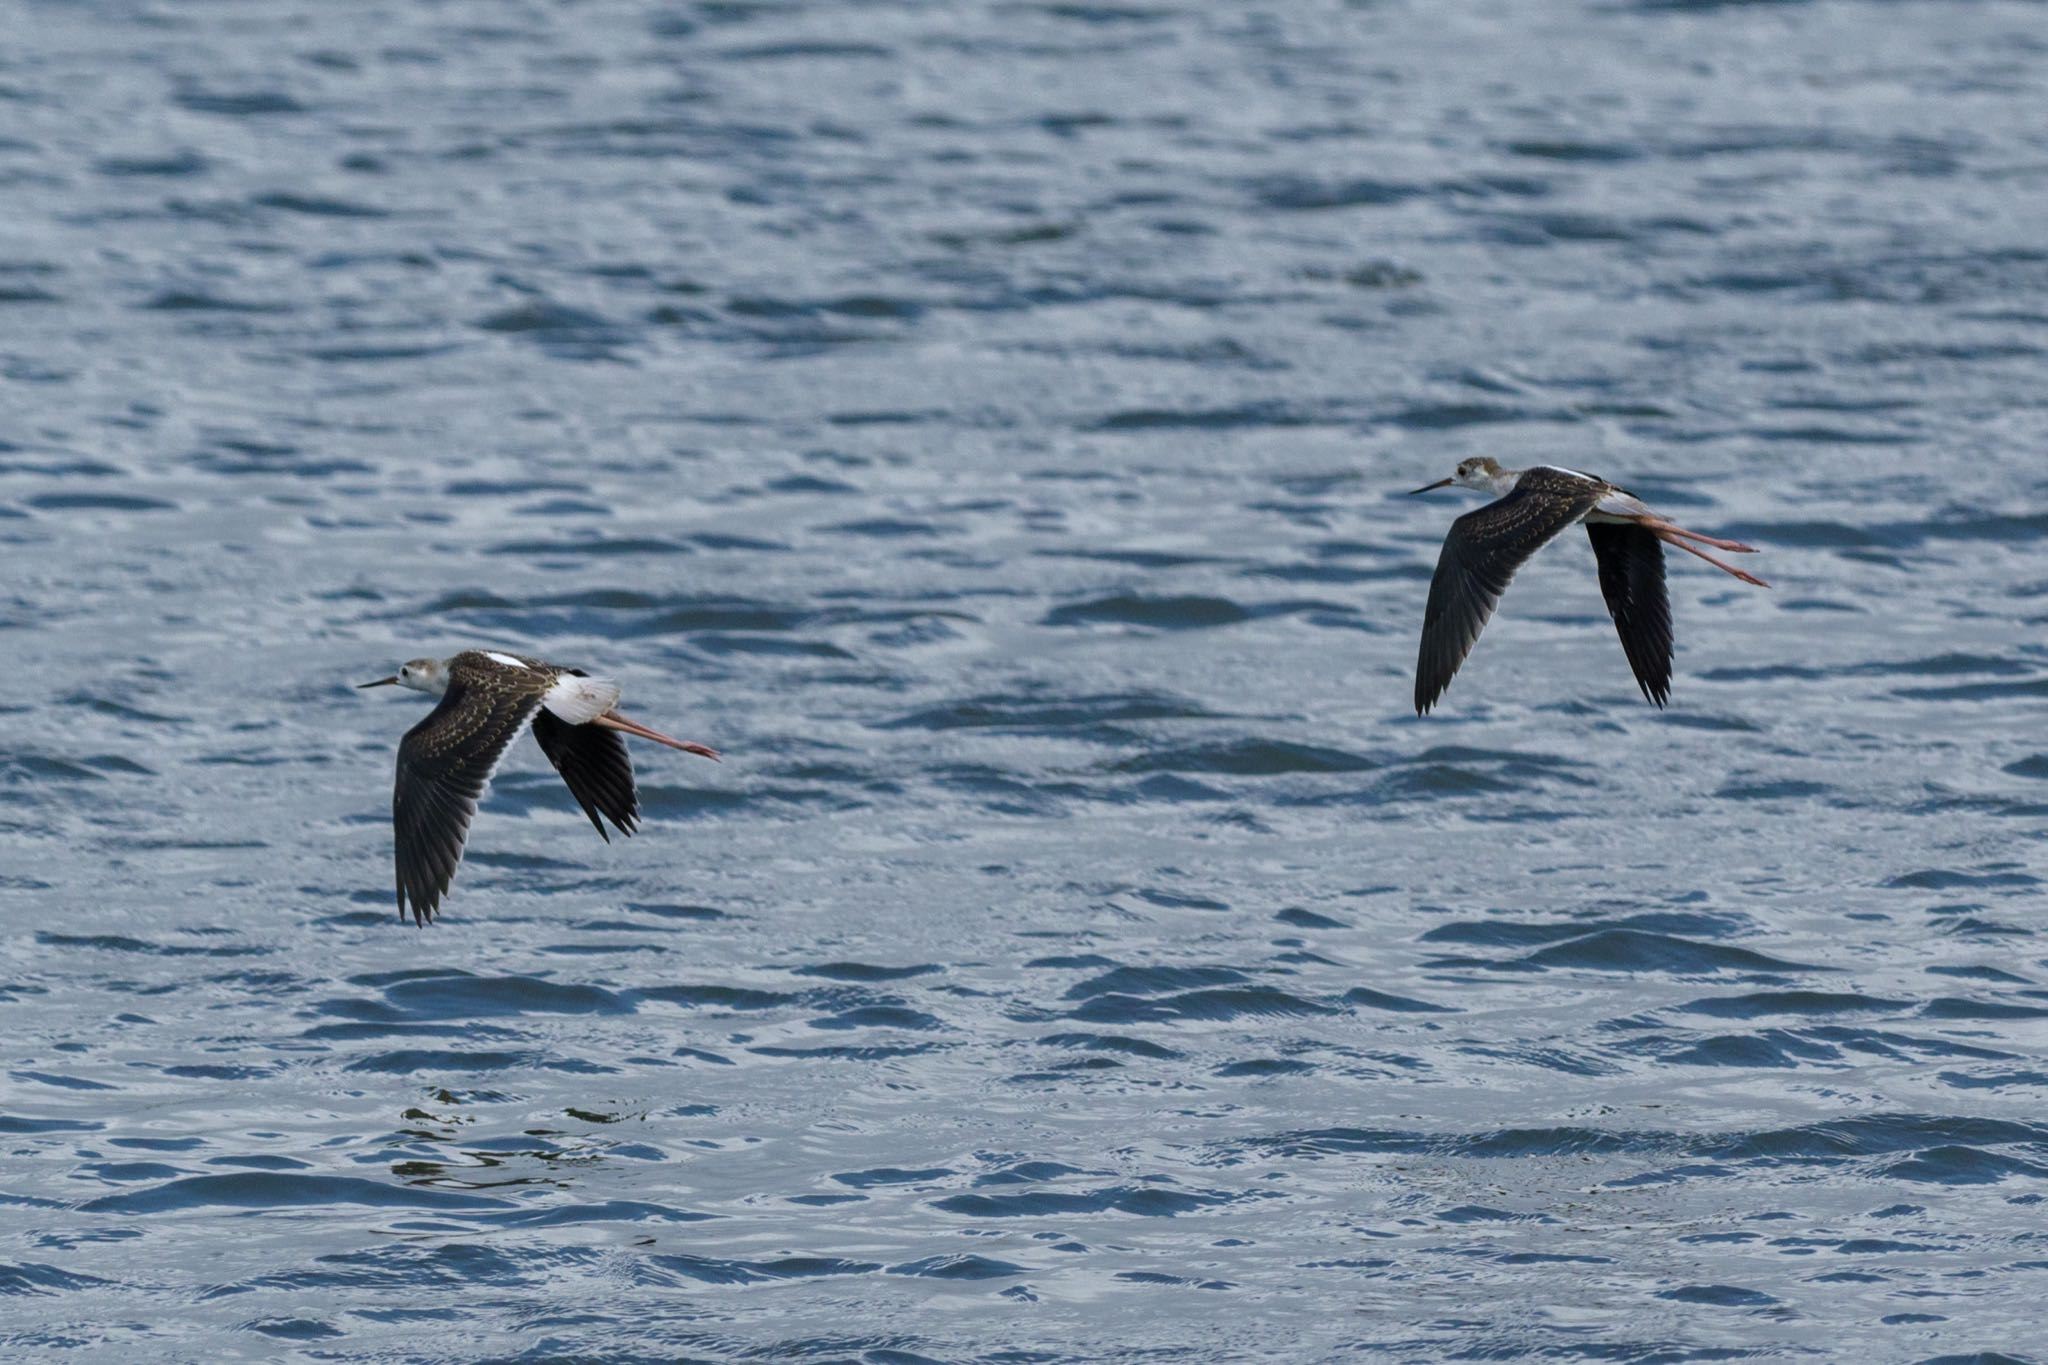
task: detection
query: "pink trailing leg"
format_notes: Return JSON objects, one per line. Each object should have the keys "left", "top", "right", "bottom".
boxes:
{"left": 1642, "top": 518, "right": 1760, "bottom": 554}
{"left": 593, "top": 711, "right": 722, "bottom": 760}
{"left": 1645, "top": 524, "right": 1770, "bottom": 587}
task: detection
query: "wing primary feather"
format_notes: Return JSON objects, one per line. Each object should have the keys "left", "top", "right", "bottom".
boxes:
{"left": 532, "top": 710, "right": 640, "bottom": 842}
{"left": 1587, "top": 521, "right": 1673, "bottom": 707}
{"left": 390, "top": 671, "right": 542, "bottom": 925}
{"left": 1414, "top": 479, "right": 1604, "bottom": 713}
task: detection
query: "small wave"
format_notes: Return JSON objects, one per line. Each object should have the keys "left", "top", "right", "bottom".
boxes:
{"left": 808, "top": 1004, "right": 943, "bottom": 1031}
{"left": 1108, "top": 739, "right": 1377, "bottom": 776}
{"left": 1088, "top": 401, "right": 1339, "bottom": 431}
{"left": 1655, "top": 1032, "right": 1843, "bottom": 1068}
{"left": 747, "top": 1043, "right": 940, "bottom": 1060}
{"left": 25, "top": 492, "right": 176, "bottom": 512}
{"left": 341, "top": 1049, "right": 549, "bottom": 1074}
{"left": 932, "top": 1184, "right": 1253, "bottom": 1218}
{"left": 1344, "top": 987, "right": 1455, "bottom": 1014}
{"left": 1656, "top": 1284, "right": 1778, "bottom": 1307}
{"left": 480, "top": 535, "right": 694, "bottom": 558}
{"left": 245, "top": 1318, "right": 342, "bottom": 1341}
{"left": 1421, "top": 911, "right": 1743, "bottom": 949}
{"left": 631, "top": 984, "right": 797, "bottom": 1011}
{"left": 1681, "top": 991, "right": 1909, "bottom": 1019}
{"left": 94, "top": 151, "right": 208, "bottom": 177}
{"left": 82, "top": 1173, "right": 513, "bottom": 1215}
{"left": 173, "top": 89, "right": 305, "bottom": 116}
{"left": 1064, "top": 965, "right": 1253, "bottom": 1000}
{"left": 887, "top": 1254, "right": 1025, "bottom": 1279}
{"left": 0, "top": 1262, "right": 114, "bottom": 1294}
{"left": 833, "top": 1167, "right": 955, "bottom": 1189}
{"left": 1714, "top": 779, "right": 1832, "bottom": 801}
{"left": 877, "top": 689, "right": 1219, "bottom": 734}
{"left": 480, "top": 1199, "right": 713, "bottom": 1228}
{"left": 1510, "top": 929, "right": 1822, "bottom": 975}
{"left": 1214, "top": 1058, "right": 1314, "bottom": 1077}
{"left": 1065, "top": 985, "right": 1338, "bottom": 1024}
{"left": 791, "top": 962, "right": 941, "bottom": 982}
{"left": 1039, "top": 1032, "right": 1185, "bottom": 1060}
{"left": 1882, "top": 1146, "right": 2048, "bottom": 1184}
{"left": 250, "top": 192, "right": 387, "bottom": 218}
{"left": 1222, "top": 1114, "right": 2048, "bottom": 1177}
{"left": 369, "top": 973, "right": 632, "bottom": 1019}
{"left": 1920, "top": 998, "right": 2048, "bottom": 1021}
{"left": 34, "top": 932, "right": 263, "bottom": 958}
{"left": 1044, "top": 594, "right": 1252, "bottom": 629}
{"left": 1888, "top": 867, "right": 2040, "bottom": 890}
{"left": 1245, "top": 175, "right": 1420, "bottom": 210}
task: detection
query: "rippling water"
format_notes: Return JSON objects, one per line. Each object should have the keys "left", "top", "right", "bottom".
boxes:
{"left": 5, "top": 1, "right": 2048, "bottom": 1359}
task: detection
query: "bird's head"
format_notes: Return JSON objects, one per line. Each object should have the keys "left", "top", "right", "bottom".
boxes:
{"left": 1410, "top": 456, "right": 1505, "bottom": 495}
{"left": 358, "top": 657, "right": 450, "bottom": 695}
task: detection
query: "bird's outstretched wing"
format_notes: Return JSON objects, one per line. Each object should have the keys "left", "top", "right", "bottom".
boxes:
{"left": 1415, "top": 473, "right": 1605, "bottom": 713}
{"left": 393, "top": 677, "right": 541, "bottom": 925}
{"left": 1586, "top": 521, "right": 1672, "bottom": 707}
{"left": 531, "top": 709, "right": 639, "bottom": 842}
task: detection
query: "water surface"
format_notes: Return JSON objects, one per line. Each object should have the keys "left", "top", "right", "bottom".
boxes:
{"left": 4, "top": 1, "right": 2048, "bottom": 1359}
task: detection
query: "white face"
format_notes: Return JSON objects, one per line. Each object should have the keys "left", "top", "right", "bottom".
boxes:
{"left": 397, "top": 657, "right": 448, "bottom": 694}
{"left": 1449, "top": 458, "right": 1515, "bottom": 491}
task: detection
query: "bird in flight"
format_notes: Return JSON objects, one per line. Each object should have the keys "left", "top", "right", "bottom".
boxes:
{"left": 1409, "top": 458, "right": 1767, "bottom": 714}
{"left": 359, "top": 650, "right": 720, "bottom": 924}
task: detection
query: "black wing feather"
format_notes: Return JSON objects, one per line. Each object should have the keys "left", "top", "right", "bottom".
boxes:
{"left": 1415, "top": 476, "right": 1604, "bottom": 714}
{"left": 392, "top": 678, "right": 540, "bottom": 926}
{"left": 1586, "top": 521, "right": 1672, "bottom": 707}
{"left": 531, "top": 709, "right": 639, "bottom": 842}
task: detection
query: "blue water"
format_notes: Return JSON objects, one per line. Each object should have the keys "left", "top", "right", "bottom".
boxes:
{"left": 4, "top": 1, "right": 2048, "bottom": 1360}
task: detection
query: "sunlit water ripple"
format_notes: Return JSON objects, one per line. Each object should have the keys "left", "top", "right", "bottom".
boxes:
{"left": 4, "top": 1, "right": 2048, "bottom": 1360}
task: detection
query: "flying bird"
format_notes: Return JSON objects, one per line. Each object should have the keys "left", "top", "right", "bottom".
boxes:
{"left": 1409, "top": 458, "right": 1767, "bottom": 714}
{"left": 359, "top": 650, "right": 719, "bottom": 924}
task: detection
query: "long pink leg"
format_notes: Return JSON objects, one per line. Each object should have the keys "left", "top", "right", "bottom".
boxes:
{"left": 1651, "top": 527, "right": 1770, "bottom": 587}
{"left": 1642, "top": 518, "right": 1759, "bottom": 553}
{"left": 593, "top": 711, "right": 722, "bottom": 760}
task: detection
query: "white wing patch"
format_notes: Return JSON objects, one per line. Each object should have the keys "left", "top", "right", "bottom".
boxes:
{"left": 483, "top": 651, "right": 530, "bottom": 669}
{"left": 541, "top": 673, "right": 621, "bottom": 725}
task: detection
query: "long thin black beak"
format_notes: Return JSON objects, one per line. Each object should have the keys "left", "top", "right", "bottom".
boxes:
{"left": 357, "top": 677, "right": 399, "bottom": 689}
{"left": 1409, "top": 477, "right": 1454, "bottom": 495}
